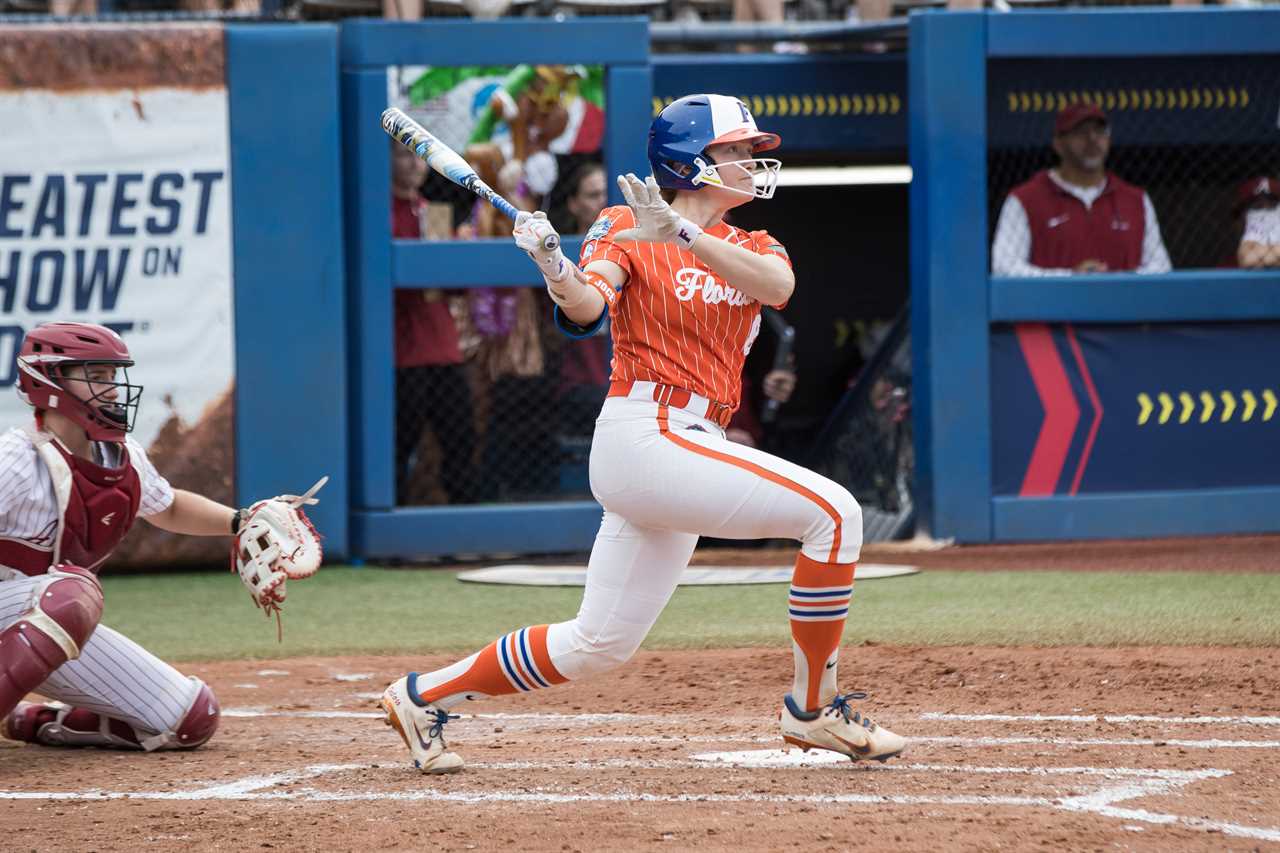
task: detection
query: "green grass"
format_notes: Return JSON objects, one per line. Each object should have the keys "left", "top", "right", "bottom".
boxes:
{"left": 99, "top": 568, "right": 1280, "bottom": 660}
{"left": 99, "top": 567, "right": 1280, "bottom": 662}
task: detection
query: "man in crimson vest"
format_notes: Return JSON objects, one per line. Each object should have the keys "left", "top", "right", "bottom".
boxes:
{"left": 992, "top": 104, "right": 1172, "bottom": 276}
{"left": 1236, "top": 176, "right": 1280, "bottom": 268}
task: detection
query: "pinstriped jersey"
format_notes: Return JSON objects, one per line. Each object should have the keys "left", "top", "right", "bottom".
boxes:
{"left": 0, "top": 427, "right": 174, "bottom": 575}
{"left": 580, "top": 205, "right": 791, "bottom": 410}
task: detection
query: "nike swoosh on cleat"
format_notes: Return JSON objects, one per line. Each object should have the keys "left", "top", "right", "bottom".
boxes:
{"left": 410, "top": 718, "right": 433, "bottom": 751}
{"left": 832, "top": 733, "right": 873, "bottom": 755}
{"left": 825, "top": 661, "right": 837, "bottom": 670}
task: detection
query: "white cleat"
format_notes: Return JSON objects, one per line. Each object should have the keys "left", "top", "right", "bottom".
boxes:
{"left": 780, "top": 691, "right": 907, "bottom": 762}
{"left": 380, "top": 674, "right": 465, "bottom": 774}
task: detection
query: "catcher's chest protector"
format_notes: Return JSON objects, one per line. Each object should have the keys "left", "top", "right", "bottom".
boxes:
{"left": 0, "top": 433, "right": 141, "bottom": 576}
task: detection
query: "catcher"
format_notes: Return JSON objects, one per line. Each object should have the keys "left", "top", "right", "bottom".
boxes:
{"left": 0, "top": 322, "right": 324, "bottom": 751}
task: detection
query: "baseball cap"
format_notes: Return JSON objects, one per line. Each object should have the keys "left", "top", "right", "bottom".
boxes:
{"left": 1055, "top": 103, "right": 1108, "bottom": 135}
{"left": 1234, "top": 176, "right": 1280, "bottom": 214}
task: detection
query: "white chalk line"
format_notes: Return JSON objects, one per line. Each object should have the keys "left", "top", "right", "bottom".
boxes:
{"left": 574, "top": 734, "right": 1280, "bottom": 749}
{"left": 224, "top": 709, "right": 665, "bottom": 723}
{"left": 218, "top": 709, "right": 1280, "bottom": 749}
{"left": 923, "top": 713, "right": 1280, "bottom": 726}
{"left": 2, "top": 759, "right": 1275, "bottom": 843}
{"left": 232, "top": 707, "right": 1280, "bottom": 728}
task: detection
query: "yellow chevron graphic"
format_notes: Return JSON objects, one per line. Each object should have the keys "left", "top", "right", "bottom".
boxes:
{"left": 751, "top": 96, "right": 764, "bottom": 115}
{"left": 852, "top": 94, "right": 863, "bottom": 115}
{"left": 889, "top": 93, "right": 901, "bottom": 114}
{"left": 764, "top": 94, "right": 776, "bottom": 116}
{"left": 1178, "top": 392, "right": 1195, "bottom": 424}
{"left": 1241, "top": 88, "right": 1249, "bottom": 107}
{"left": 1154, "top": 90, "right": 1164, "bottom": 109}
{"left": 1104, "top": 91, "right": 1115, "bottom": 110}
{"left": 802, "top": 95, "right": 813, "bottom": 116}
{"left": 1178, "top": 89, "right": 1188, "bottom": 109}
{"left": 1227, "top": 89, "right": 1237, "bottom": 108}
{"left": 1264, "top": 389, "right": 1278, "bottom": 421}
{"left": 1117, "top": 90, "right": 1128, "bottom": 110}
{"left": 1189, "top": 89, "right": 1199, "bottom": 109}
{"left": 789, "top": 95, "right": 800, "bottom": 115}
{"left": 1220, "top": 390, "right": 1236, "bottom": 422}
{"left": 1137, "top": 392, "right": 1154, "bottom": 425}
{"left": 839, "top": 94, "right": 851, "bottom": 115}
{"left": 1199, "top": 390, "right": 1215, "bottom": 423}
{"left": 815, "top": 95, "right": 827, "bottom": 116}
{"left": 1032, "top": 92, "right": 1043, "bottom": 111}
{"left": 1142, "top": 90, "right": 1152, "bottom": 109}
{"left": 1158, "top": 392, "right": 1174, "bottom": 425}
{"left": 652, "top": 97, "right": 664, "bottom": 116}
{"left": 1242, "top": 389, "right": 1257, "bottom": 422}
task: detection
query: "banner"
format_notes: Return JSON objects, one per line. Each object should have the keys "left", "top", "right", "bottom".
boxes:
{"left": 991, "top": 321, "right": 1280, "bottom": 496}
{"left": 0, "top": 26, "right": 235, "bottom": 565}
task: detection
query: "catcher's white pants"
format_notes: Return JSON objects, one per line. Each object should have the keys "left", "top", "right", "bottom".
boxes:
{"left": 0, "top": 572, "right": 202, "bottom": 736}
{"left": 545, "top": 394, "right": 861, "bottom": 679}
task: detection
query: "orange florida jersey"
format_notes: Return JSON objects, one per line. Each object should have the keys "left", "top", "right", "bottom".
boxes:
{"left": 580, "top": 205, "right": 791, "bottom": 411}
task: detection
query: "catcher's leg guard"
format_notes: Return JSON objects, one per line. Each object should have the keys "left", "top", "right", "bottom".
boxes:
{"left": 166, "top": 679, "right": 220, "bottom": 749}
{"left": 4, "top": 679, "right": 220, "bottom": 751}
{"left": 0, "top": 566, "right": 103, "bottom": 719}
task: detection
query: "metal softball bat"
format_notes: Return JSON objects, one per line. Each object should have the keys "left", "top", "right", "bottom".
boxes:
{"left": 381, "top": 107, "right": 558, "bottom": 253}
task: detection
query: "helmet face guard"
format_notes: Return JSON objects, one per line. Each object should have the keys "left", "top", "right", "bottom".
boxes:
{"left": 648, "top": 94, "right": 782, "bottom": 198}
{"left": 687, "top": 155, "right": 783, "bottom": 200}
{"left": 15, "top": 323, "right": 143, "bottom": 442}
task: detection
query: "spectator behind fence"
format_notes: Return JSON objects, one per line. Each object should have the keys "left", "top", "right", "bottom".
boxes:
{"left": 550, "top": 161, "right": 612, "bottom": 439}
{"left": 1236, "top": 176, "right": 1280, "bottom": 269}
{"left": 456, "top": 144, "right": 558, "bottom": 502}
{"left": 551, "top": 161, "right": 607, "bottom": 236}
{"left": 992, "top": 103, "right": 1172, "bottom": 277}
{"left": 391, "top": 141, "right": 479, "bottom": 505}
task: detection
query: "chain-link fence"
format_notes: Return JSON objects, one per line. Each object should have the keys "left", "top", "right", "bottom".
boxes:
{"left": 805, "top": 308, "right": 913, "bottom": 543}
{"left": 389, "top": 63, "right": 610, "bottom": 506}
{"left": 987, "top": 55, "right": 1280, "bottom": 274}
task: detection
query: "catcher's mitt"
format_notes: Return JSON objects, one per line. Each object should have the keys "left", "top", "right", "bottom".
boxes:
{"left": 232, "top": 476, "right": 327, "bottom": 637}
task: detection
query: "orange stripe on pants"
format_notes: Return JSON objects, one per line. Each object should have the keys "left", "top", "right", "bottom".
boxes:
{"left": 656, "top": 405, "right": 843, "bottom": 563}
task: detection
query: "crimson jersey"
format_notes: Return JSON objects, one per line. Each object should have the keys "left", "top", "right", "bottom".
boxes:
{"left": 581, "top": 205, "right": 791, "bottom": 410}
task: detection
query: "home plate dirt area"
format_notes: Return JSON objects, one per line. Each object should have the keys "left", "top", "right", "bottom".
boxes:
{"left": 3, "top": 647, "right": 1277, "bottom": 852}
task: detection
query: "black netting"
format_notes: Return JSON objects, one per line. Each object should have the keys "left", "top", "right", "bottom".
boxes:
{"left": 388, "top": 63, "right": 609, "bottom": 506}
{"left": 805, "top": 309, "right": 913, "bottom": 543}
{"left": 987, "top": 54, "right": 1280, "bottom": 273}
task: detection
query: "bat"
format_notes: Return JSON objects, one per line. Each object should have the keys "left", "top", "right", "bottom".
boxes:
{"left": 761, "top": 308, "right": 796, "bottom": 425}
{"left": 381, "top": 107, "right": 557, "bottom": 252}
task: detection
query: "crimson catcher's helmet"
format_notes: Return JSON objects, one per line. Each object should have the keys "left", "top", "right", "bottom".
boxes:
{"left": 15, "top": 322, "right": 142, "bottom": 442}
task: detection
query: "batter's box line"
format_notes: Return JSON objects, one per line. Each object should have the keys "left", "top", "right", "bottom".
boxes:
{"left": 572, "top": 733, "right": 1280, "bottom": 749}
{"left": 922, "top": 712, "right": 1280, "bottom": 726}
{"left": 1, "top": 760, "right": 1275, "bottom": 844}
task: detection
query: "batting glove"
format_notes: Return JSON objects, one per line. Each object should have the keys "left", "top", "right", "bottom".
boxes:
{"left": 614, "top": 173, "right": 703, "bottom": 250}
{"left": 514, "top": 210, "right": 569, "bottom": 282}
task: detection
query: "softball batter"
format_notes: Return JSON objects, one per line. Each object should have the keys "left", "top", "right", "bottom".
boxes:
{"left": 381, "top": 94, "right": 906, "bottom": 773}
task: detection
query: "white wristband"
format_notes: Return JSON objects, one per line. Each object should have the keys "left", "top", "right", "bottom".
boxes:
{"left": 673, "top": 217, "right": 702, "bottom": 250}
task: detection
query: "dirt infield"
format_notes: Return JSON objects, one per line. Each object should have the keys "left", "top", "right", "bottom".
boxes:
{"left": 4, "top": 646, "right": 1278, "bottom": 852}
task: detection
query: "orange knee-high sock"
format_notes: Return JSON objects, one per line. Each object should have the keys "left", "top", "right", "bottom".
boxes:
{"left": 789, "top": 554, "right": 855, "bottom": 712}
{"left": 414, "top": 625, "right": 568, "bottom": 709}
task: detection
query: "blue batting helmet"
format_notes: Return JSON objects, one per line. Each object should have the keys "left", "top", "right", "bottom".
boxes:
{"left": 648, "top": 94, "right": 781, "bottom": 192}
